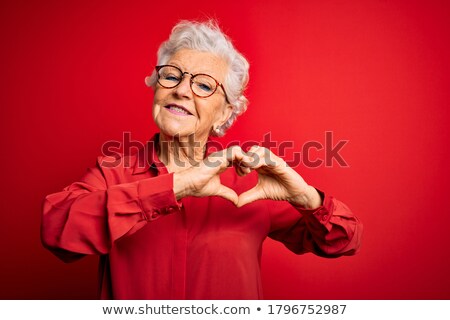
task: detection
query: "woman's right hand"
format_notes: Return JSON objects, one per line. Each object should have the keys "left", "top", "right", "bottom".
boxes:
{"left": 173, "top": 146, "right": 250, "bottom": 205}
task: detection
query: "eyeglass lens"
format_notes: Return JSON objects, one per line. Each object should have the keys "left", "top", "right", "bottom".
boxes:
{"left": 157, "top": 66, "right": 218, "bottom": 98}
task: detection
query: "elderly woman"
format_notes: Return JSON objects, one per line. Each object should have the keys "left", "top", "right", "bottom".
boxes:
{"left": 42, "top": 20, "right": 362, "bottom": 299}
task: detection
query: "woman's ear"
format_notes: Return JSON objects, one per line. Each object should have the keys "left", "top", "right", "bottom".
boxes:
{"left": 145, "top": 76, "right": 152, "bottom": 87}
{"left": 212, "top": 104, "right": 233, "bottom": 136}
{"left": 216, "top": 104, "right": 233, "bottom": 127}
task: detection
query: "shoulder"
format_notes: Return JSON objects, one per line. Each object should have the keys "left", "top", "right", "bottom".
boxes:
{"left": 93, "top": 149, "right": 144, "bottom": 185}
{"left": 95, "top": 152, "right": 137, "bottom": 170}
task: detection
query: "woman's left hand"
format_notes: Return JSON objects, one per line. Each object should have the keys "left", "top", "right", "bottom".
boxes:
{"left": 237, "top": 146, "right": 323, "bottom": 209}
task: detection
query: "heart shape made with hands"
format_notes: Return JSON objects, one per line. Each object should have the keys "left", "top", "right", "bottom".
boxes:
{"left": 203, "top": 146, "right": 313, "bottom": 208}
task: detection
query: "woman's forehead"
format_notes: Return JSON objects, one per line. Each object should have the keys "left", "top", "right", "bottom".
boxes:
{"left": 167, "top": 49, "right": 228, "bottom": 78}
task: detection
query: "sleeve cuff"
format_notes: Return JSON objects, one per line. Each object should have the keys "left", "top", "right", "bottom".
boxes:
{"left": 137, "top": 173, "right": 182, "bottom": 221}
{"left": 291, "top": 188, "right": 334, "bottom": 225}
{"left": 108, "top": 173, "right": 182, "bottom": 241}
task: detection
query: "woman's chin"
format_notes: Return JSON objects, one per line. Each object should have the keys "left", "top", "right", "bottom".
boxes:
{"left": 158, "top": 126, "right": 194, "bottom": 139}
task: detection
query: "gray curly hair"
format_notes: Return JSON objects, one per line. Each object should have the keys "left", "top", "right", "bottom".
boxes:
{"left": 146, "top": 20, "right": 249, "bottom": 137}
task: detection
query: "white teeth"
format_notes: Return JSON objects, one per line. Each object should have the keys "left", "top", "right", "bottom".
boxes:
{"left": 169, "top": 106, "right": 189, "bottom": 114}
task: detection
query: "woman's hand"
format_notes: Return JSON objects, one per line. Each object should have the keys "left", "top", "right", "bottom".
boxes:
{"left": 173, "top": 146, "right": 249, "bottom": 205}
{"left": 173, "top": 145, "right": 322, "bottom": 209}
{"left": 237, "top": 146, "right": 323, "bottom": 209}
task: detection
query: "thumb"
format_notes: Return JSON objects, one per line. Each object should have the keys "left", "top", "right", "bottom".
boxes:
{"left": 237, "top": 186, "right": 264, "bottom": 207}
{"left": 215, "top": 184, "right": 239, "bottom": 206}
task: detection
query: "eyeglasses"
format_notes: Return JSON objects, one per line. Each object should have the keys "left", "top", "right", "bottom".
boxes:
{"left": 155, "top": 65, "right": 229, "bottom": 102}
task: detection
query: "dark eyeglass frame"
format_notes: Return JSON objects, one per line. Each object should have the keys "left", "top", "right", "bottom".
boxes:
{"left": 155, "top": 65, "right": 229, "bottom": 102}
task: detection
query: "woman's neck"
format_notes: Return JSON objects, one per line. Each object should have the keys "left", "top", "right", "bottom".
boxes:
{"left": 157, "top": 133, "right": 208, "bottom": 173}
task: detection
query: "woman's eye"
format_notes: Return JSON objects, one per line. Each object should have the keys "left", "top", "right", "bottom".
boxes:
{"left": 164, "top": 74, "right": 180, "bottom": 82}
{"left": 197, "top": 83, "right": 212, "bottom": 92}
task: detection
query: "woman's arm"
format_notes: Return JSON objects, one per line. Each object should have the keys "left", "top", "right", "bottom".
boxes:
{"left": 268, "top": 193, "right": 362, "bottom": 257}
{"left": 41, "top": 157, "right": 180, "bottom": 262}
{"left": 236, "top": 145, "right": 362, "bottom": 257}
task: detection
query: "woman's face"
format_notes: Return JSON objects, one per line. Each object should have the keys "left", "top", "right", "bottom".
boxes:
{"left": 152, "top": 49, "right": 232, "bottom": 142}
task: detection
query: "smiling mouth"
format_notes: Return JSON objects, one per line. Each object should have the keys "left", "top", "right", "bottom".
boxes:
{"left": 164, "top": 104, "right": 193, "bottom": 116}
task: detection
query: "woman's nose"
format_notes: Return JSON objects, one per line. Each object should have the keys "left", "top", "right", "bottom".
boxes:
{"left": 174, "top": 76, "right": 193, "bottom": 99}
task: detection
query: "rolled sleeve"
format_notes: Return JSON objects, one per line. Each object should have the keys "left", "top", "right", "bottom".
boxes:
{"left": 269, "top": 191, "right": 362, "bottom": 257}
{"left": 107, "top": 173, "right": 182, "bottom": 241}
{"left": 138, "top": 173, "right": 182, "bottom": 216}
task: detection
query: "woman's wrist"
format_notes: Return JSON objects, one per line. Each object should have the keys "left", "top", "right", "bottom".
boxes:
{"left": 173, "top": 170, "right": 193, "bottom": 200}
{"left": 288, "top": 185, "right": 323, "bottom": 209}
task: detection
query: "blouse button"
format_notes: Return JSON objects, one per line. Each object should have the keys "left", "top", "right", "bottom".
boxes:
{"left": 166, "top": 206, "right": 176, "bottom": 213}
{"left": 151, "top": 210, "right": 160, "bottom": 220}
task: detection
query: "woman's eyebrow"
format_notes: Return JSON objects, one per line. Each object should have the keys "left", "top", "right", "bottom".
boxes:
{"left": 167, "top": 61, "right": 217, "bottom": 76}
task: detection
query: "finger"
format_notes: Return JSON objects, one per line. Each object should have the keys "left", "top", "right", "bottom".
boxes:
{"left": 226, "top": 145, "right": 253, "bottom": 165}
{"left": 224, "top": 146, "right": 254, "bottom": 176}
{"left": 240, "top": 145, "right": 261, "bottom": 168}
{"left": 235, "top": 165, "right": 252, "bottom": 177}
{"left": 204, "top": 151, "right": 230, "bottom": 173}
{"left": 215, "top": 184, "right": 239, "bottom": 206}
{"left": 237, "top": 186, "right": 265, "bottom": 207}
{"left": 215, "top": 147, "right": 252, "bottom": 170}
{"left": 235, "top": 165, "right": 246, "bottom": 177}
{"left": 243, "top": 146, "right": 279, "bottom": 170}
{"left": 246, "top": 145, "right": 261, "bottom": 154}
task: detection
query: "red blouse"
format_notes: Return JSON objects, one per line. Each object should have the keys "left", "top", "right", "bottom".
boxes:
{"left": 41, "top": 134, "right": 362, "bottom": 299}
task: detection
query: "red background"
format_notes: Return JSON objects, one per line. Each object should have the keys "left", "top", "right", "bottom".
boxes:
{"left": 1, "top": 0, "right": 449, "bottom": 299}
